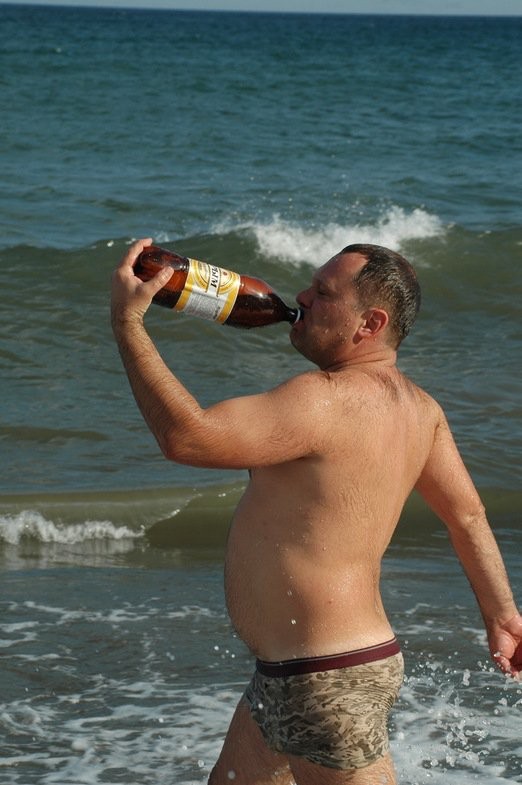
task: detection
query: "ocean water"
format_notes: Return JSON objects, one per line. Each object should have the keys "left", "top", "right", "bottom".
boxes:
{"left": 0, "top": 5, "right": 521, "bottom": 784}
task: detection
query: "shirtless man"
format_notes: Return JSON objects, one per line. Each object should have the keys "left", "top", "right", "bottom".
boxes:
{"left": 111, "top": 239, "right": 522, "bottom": 785}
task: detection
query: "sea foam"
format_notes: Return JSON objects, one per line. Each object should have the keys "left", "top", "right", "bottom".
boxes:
{"left": 0, "top": 510, "right": 142, "bottom": 545}
{"left": 235, "top": 206, "right": 445, "bottom": 266}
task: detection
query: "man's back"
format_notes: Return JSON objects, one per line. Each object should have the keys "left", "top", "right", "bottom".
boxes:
{"left": 225, "top": 363, "right": 440, "bottom": 661}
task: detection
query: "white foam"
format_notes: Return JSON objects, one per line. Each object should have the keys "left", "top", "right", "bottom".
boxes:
{"left": 1, "top": 656, "right": 519, "bottom": 785}
{"left": 214, "top": 206, "right": 445, "bottom": 267}
{"left": 5, "top": 686, "right": 240, "bottom": 785}
{"left": 392, "top": 661, "right": 522, "bottom": 783}
{"left": 0, "top": 510, "right": 143, "bottom": 545}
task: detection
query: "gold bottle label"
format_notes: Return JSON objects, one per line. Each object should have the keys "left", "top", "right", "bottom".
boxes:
{"left": 175, "top": 259, "right": 240, "bottom": 323}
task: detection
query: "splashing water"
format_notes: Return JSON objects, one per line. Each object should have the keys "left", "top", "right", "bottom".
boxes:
{"left": 240, "top": 206, "right": 445, "bottom": 266}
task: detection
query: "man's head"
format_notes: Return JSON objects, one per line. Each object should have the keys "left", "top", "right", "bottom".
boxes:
{"left": 292, "top": 244, "right": 420, "bottom": 369}
{"left": 342, "top": 244, "right": 421, "bottom": 349}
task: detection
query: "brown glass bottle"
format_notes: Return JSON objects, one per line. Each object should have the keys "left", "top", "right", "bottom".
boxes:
{"left": 134, "top": 245, "right": 301, "bottom": 329}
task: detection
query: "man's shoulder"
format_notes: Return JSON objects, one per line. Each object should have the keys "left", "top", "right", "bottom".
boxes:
{"left": 267, "top": 369, "right": 335, "bottom": 409}
{"left": 280, "top": 368, "right": 333, "bottom": 391}
{"left": 398, "top": 376, "right": 448, "bottom": 437}
{"left": 405, "top": 376, "right": 443, "bottom": 411}
{"left": 278, "top": 367, "right": 445, "bottom": 421}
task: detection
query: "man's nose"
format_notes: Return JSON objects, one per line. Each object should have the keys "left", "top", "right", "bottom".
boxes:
{"left": 296, "top": 288, "right": 312, "bottom": 308}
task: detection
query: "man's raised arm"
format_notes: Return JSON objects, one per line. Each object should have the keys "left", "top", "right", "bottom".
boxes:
{"left": 111, "top": 239, "right": 329, "bottom": 470}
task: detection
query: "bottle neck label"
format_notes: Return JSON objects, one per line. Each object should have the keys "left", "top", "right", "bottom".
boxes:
{"left": 175, "top": 259, "right": 240, "bottom": 323}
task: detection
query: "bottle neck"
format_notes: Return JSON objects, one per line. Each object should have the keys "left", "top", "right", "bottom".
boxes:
{"left": 289, "top": 307, "right": 303, "bottom": 324}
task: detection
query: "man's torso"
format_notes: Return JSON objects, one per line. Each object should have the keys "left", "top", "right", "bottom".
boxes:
{"left": 225, "top": 365, "right": 440, "bottom": 660}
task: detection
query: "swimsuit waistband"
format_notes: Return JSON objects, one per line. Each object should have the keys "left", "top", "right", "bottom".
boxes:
{"left": 255, "top": 637, "right": 401, "bottom": 678}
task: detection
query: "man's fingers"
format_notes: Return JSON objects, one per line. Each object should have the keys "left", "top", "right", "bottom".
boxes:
{"left": 144, "top": 265, "right": 174, "bottom": 296}
{"left": 493, "top": 650, "right": 521, "bottom": 680}
{"left": 120, "top": 238, "right": 153, "bottom": 271}
{"left": 119, "top": 238, "right": 174, "bottom": 296}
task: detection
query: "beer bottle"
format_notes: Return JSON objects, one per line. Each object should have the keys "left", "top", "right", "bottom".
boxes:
{"left": 134, "top": 245, "right": 301, "bottom": 329}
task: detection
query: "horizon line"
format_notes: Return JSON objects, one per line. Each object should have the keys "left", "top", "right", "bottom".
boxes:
{"left": 1, "top": 1, "right": 521, "bottom": 17}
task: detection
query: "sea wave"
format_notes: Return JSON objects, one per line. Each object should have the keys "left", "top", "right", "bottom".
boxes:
{"left": 210, "top": 206, "right": 446, "bottom": 266}
{"left": 0, "top": 485, "right": 518, "bottom": 556}
{"left": 5, "top": 209, "right": 521, "bottom": 277}
{"left": 0, "top": 510, "right": 142, "bottom": 546}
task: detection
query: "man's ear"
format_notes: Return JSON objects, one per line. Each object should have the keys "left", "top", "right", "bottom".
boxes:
{"left": 357, "top": 308, "right": 389, "bottom": 339}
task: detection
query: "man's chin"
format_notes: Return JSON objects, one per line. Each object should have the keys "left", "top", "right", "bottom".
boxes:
{"left": 289, "top": 327, "right": 301, "bottom": 351}
{"left": 290, "top": 329, "right": 316, "bottom": 364}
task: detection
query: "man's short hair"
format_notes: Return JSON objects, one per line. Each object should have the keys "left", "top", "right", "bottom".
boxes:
{"left": 341, "top": 244, "right": 421, "bottom": 348}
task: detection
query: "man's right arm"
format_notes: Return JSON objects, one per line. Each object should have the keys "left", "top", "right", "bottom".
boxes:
{"left": 111, "top": 239, "right": 333, "bottom": 471}
{"left": 415, "top": 406, "right": 522, "bottom": 679}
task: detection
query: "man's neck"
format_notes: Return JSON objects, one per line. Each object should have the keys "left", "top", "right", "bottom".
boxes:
{"left": 321, "top": 345, "right": 397, "bottom": 373}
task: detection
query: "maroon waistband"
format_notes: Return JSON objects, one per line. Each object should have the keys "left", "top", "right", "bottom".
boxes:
{"left": 255, "top": 638, "right": 401, "bottom": 678}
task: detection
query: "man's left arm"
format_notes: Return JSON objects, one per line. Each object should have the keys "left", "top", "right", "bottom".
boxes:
{"left": 415, "top": 409, "right": 522, "bottom": 679}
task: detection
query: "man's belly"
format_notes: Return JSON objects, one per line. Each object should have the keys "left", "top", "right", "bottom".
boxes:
{"left": 224, "top": 535, "right": 393, "bottom": 661}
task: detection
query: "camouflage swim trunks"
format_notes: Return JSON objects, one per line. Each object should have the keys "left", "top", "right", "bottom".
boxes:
{"left": 244, "top": 638, "right": 404, "bottom": 771}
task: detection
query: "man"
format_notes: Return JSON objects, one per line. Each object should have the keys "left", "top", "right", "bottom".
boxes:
{"left": 111, "top": 238, "right": 521, "bottom": 785}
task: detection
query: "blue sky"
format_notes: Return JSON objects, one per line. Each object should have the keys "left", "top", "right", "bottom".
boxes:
{"left": 5, "top": 0, "right": 522, "bottom": 14}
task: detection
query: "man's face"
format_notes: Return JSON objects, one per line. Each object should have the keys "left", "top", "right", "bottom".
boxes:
{"left": 290, "top": 252, "right": 368, "bottom": 368}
